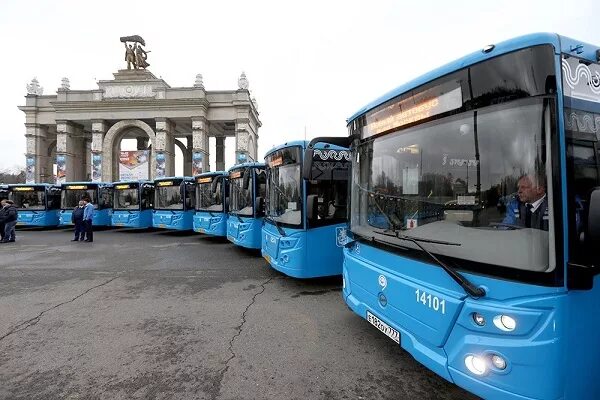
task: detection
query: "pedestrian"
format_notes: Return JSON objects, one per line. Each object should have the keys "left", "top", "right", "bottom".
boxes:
{"left": 0, "top": 199, "right": 7, "bottom": 242}
{"left": 71, "top": 200, "right": 85, "bottom": 242}
{"left": 82, "top": 196, "right": 95, "bottom": 242}
{"left": 1, "top": 200, "right": 18, "bottom": 243}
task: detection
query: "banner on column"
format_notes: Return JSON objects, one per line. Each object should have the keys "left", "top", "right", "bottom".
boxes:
{"left": 91, "top": 153, "right": 102, "bottom": 182}
{"left": 25, "top": 156, "right": 35, "bottom": 184}
{"left": 192, "top": 151, "right": 203, "bottom": 175}
{"left": 155, "top": 152, "right": 166, "bottom": 178}
{"left": 56, "top": 155, "right": 66, "bottom": 184}
{"left": 119, "top": 151, "right": 149, "bottom": 181}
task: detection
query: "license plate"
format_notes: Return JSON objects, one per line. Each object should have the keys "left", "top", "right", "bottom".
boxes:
{"left": 159, "top": 224, "right": 165, "bottom": 228}
{"left": 198, "top": 228, "right": 205, "bottom": 233}
{"left": 264, "top": 254, "right": 271, "bottom": 264}
{"left": 17, "top": 222, "right": 25, "bottom": 225}
{"left": 367, "top": 311, "right": 400, "bottom": 344}
{"left": 228, "top": 236, "right": 235, "bottom": 241}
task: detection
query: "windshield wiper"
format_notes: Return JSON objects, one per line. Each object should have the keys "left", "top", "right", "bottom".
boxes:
{"left": 373, "top": 230, "right": 485, "bottom": 298}
{"left": 266, "top": 217, "right": 287, "bottom": 237}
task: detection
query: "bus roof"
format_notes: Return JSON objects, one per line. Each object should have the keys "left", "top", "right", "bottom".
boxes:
{"left": 228, "top": 162, "right": 266, "bottom": 172}
{"left": 112, "top": 180, "right": 153, "bottom": 185}
{"left": 8, "top": 183, "right": 58, "bottom": 188}
{"left": 153, "top": 176, "right": 193, "bottom": 182}
{"left": 60, "top": 182, "right": 112, "bottom": 187}
{"left": 347, "top": 32, "right": 599, "bottom": 124}
{"left": 193, "top": 171, "right": 227, "bottom": 179}
{"left": 265, "top": 140, "right": 349, "bottom": 158}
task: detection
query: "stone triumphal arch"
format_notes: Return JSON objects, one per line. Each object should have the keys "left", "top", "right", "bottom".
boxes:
{"left": 19, "top": 36, "right": 260, "bottom": 183}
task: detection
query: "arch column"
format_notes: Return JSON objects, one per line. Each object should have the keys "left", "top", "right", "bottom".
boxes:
{"left": 102, "top": 119, "right": 157, "bottom": 182}
{"left": 91, "top": 120, "right": 105, "bottom": 182}
{"left": 56, "top": 121, "right": 85, "bottom": 183}
{"left": 192, "top": 117, "right": 209, "bottom": 174}
{"left": 155, "top": 118, "right": 175, "bottom": 178}
{"left": 235, "top": 119, "right": 252, "bottom": 164}
{"left": 215, "top": 136, "right": 225, "bottom": 171}
{"left": 24, "top": 124, "right": 50, "bottom": 183}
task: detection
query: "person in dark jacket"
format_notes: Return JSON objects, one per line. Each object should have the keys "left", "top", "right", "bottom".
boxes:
{"left": 0, "top": 199, "right": 7, "bottom": 241}
{"left": 1, "top": 200, "right": 18, "bottom": 243}
{"left": 71, "top": 200, "right": 85, "bottom": 241}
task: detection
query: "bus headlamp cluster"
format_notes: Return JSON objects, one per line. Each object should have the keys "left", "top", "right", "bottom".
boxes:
{"left": 464, "top": 353, "right": 507, "bottom": 376}
{"left": 464, "top": 355, "right": 487, "bottom": 375}
{"left": 493, "top": 315, "right": 516, "bottom": 332}
{"left": 472, "top": 312, "right": 517, "bottom": 332}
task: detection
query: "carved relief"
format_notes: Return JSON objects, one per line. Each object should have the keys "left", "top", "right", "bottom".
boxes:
{"left": 92, "top": 133, "right": 103, "bottom": 152}
{"left": 93, "top": 91, "right": 103, "bottom": 101}
{"left": 104, "top": 84, "right": 155, "bottom": 99}
{"left": 26, "top": 137, "right": 36, "bottom": 154}
{"left": 155, "top": 132, "right": 166, "bottom": 151}
{"left": 237, "top": 131, "right": 249, "bottom": 151}
{"left": 192, "top": 131, "right": 208, "bottom": 150}
{"left": 191, "top": 119, "right": 205, "bottom": 130}
{"left": 56, "top": 123, "right": 67, "bottom": 133}
{"left": 92, "top": 122, "right": 105, "bottom": 133}
{"left": 56, "top": 134, "right": 67, "bottom": 152}
{"left": 155, "top": 120, "right": 167, "bottom": 131}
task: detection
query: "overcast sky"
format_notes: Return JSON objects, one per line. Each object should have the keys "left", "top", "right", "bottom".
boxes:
{"left": 0, "top": 0, "right": 597, "bottom": 174}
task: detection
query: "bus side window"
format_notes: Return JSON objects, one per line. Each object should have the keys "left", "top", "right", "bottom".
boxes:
{"left": 567, "top": 139, "right": 600, "bottom": 267}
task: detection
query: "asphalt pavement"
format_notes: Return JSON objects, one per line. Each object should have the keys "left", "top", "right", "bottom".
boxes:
{"left": 0, "top": 228, "right": 477, "bottom": 400}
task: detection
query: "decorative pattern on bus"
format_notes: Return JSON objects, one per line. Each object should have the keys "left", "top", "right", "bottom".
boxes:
{"left": 564, "top": 109, "right": 600, "bottom": 134}
{"left": 312, "top": 149, "right": 351, "bottom": 161}
{"left": 562, "top": 56, "right": 600, "bottom": 103}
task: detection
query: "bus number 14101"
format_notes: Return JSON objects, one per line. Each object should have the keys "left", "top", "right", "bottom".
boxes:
{"left": 415, "top": 289, "right": 446, "bottom": 314}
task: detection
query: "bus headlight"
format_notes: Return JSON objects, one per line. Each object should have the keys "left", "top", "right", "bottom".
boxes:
{"left": 464, "top": 355, "right": 487, "bottom": 376}
{"left": 491, "top": 354, "right": 506, "bottom": 370}
{"left": 493, "top": 315, "right": 516, "bottom": 332}
{"left": 472, "top": 312, "right": 486, "bottom": 326}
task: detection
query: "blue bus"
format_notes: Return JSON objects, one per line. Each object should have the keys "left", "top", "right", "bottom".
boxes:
{"left": 59, "top": 182, "right": 113, "bottom": 226}
{"left": 262, "top": 141, "right": 350, "bottom": 278}
{"left": 112, "top": 181, "right": 155, "bottom": 228}
{"left": 304, "top": 34, "right": 600, "bottom": 400}
{"left": 8, "top": 184, "right": 61, "bottom": 227}
{"left": 153, "top": 177, "right": 195, "bottom": 230}
{"left": 193, "top": 172, "right": 229, "bottom": 236}
{"left": 227, "top": 163, "right": 266, "bottom": 249}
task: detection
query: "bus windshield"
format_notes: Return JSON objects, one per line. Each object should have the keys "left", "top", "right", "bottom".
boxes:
{"left": 11, "top": 189, "right": 46, "bottom": 210}
{"left": 266, "top": 147, "right": 302, "bottom": 226}
{"left": 196, "top": 178, "right": 224, "bottom": 212}
{"left": 351, "top": 97, "right": 555, "bottom": 276}
{"left": 230, "top": 172, "right": 253, "bottom": 216}
{"left": 61, "top": 189, "right": 97, "bottom": 209}
{"left": 155, "top": 184, "right": 183, "bottom": 210}
{"left": 114, "top": 188, "right": 140, "bottom": 210}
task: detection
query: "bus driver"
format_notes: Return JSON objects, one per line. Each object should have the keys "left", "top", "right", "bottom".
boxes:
{"left": 502, "top": 174, "right": 549, "bottom": 231}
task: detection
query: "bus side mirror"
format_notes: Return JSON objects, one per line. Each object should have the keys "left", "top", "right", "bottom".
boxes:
{"left": 306, "top": 194, "right": 318, "bottom": 222}
{"left": 243, "top": 170, "right": 250, "bottom": 190}
{"left": 588, "top": 187, "right": 600, "bottom": 242}
{"left": 302, "top": 148, "right": 314, "bottom": 180}
{"left": 211, "top": 178, "right": 220, "bottom": 193}
{"left": 255, "top": 196, "right": 265, "bottom": 217}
